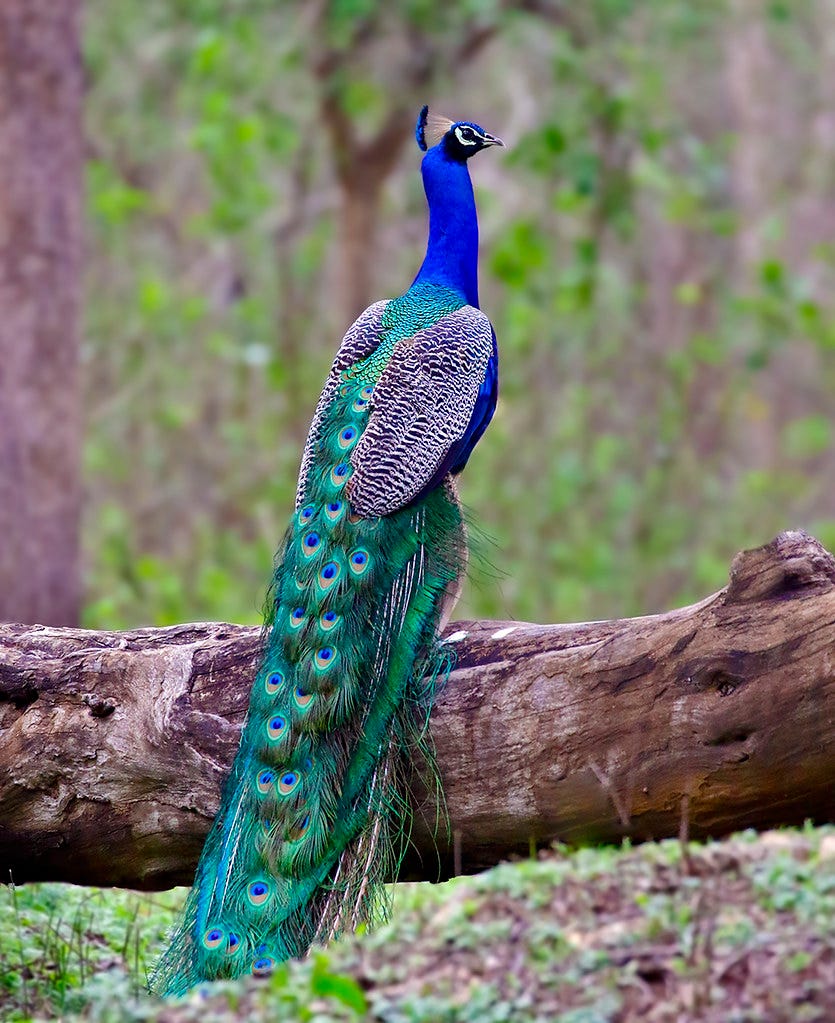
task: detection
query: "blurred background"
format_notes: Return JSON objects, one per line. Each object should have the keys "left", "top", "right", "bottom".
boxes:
{"left": 7, "top": 0, "right": 835, "bottom": 631}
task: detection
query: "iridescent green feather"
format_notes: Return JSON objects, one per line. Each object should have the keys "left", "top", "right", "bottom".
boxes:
{"left": 150, "top": 289, "right": 468, "bottom": 997}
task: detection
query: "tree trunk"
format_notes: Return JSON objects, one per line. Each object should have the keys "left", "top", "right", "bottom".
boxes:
{"left": 338, "top": 176, "right": 383, "bottom": 321}
{"left": 0, "top": 531, "right": 833, "bottom": 890}
{"left": 0, "top": 0, "right": 83, "bottom": 627}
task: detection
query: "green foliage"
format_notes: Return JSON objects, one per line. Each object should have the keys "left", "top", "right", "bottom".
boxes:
{"left": 4, "top": 829, "right": 834, "bottom": 1021}
{"left": 0, "top": 882, "right": 184, "bottom": 1021}
{"left": 80, "top": 0, "right": 835, "bottom": 635}
{"left": 308, "top": 955, "right": 368, "bottom": 1015}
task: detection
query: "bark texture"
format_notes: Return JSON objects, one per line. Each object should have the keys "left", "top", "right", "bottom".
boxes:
{"left": 0, "top": 0, "right": 83, "bottom": 626}
{"left": 1, "top": 531, "right": 833, "bottom": 890}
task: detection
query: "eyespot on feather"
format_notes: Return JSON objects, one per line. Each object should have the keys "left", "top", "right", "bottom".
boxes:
{"left": 264, "top": 671, "right": 284, "bottom": 695}
{"left": 301, "top": 531, "right": 320, "bottom": 558}
{"left": 247, "top": 880, "right": 271, "bottom": 907}
{"left": 202, "top": 927, "right": 224, "bottom": 950}
{"left": 290, "top": 606, "right": 306, "bottom": 629}
{"left": 277, "top": 770, "right": 300, "bottom": 796}
{"left": 298, "top": 504, "right": 315, "bottom": 525}
{"left": 226, "top": 932, "right": 241, "bottom": 956}
{"left": 324, "top": 500, "right": 344, "bottom": 522}
{"left": 317, "top": 560, "right": 341, "bottom": 591}
{"left": 337, "top": 425, "right": 358, "bottom": 450}
{"left": 266, "top": 714, "right": 287, "bottom": 741}
{"left": 252, "top": 955, "right": 274, "bottom": 977}
{"left": 314, "top": 645, "right": 336, "bottom": 671}
{"left": 330, "top": 463, "right": 351, "bottom": 487}
{"left": 349, "top": 548, "right": 371, "bottom": 576}
{"left": 293, "top": 686, "right": 314, "bottom": 710}
{"left": 256, "top": 769, "right": 275, "bottom": 795}
{"left": 288, "top": 812, "right": 311, "bottom": 842}
{"left": 319, "top": 609, "right": 340, "bottom": 631}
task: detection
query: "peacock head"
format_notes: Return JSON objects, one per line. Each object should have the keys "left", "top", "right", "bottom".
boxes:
{"left": 415, "top": 105, "right": 504, "bottom": 162}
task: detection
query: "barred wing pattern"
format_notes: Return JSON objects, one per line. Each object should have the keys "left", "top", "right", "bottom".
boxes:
{"left": 347, "top": 305, "right": 494, "bottom": 518}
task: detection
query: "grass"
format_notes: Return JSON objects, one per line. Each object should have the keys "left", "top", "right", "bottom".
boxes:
{"left": 1, "top": 827, "right": 833, "bottom": 1021}
{"left": 0, "top": 884, "right": 184, "bottom": 1021}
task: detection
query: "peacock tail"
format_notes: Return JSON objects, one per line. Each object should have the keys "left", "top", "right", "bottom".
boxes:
{"left": 151, "top": 108, "right": 502, "bottom": 997}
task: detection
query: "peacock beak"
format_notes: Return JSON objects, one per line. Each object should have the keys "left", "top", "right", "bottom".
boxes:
{"left": 481, "top": 132, "right": 505, "bottom": 148}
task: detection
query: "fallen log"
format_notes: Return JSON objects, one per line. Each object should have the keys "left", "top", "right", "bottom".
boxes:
{"left": 1, "top": 530, "right": 833, "bottom": 890}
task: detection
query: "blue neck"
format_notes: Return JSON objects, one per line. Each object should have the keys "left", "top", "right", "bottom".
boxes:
{"left": 411, "top": 146, "right": 480, "bottom": 308}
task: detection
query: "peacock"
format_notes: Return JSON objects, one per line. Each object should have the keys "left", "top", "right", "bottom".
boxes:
{"left": 151, "top": 105, "right": 503, "bottom": 996}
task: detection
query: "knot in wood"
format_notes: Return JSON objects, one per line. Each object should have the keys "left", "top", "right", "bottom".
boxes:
{"left": 82, "top": 693, "right": 116, "bottom": 718}
{"left": 725, "top": 530, "right": 835, "bottom": 604}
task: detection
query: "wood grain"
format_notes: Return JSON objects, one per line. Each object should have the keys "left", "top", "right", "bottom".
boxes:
{"left": 1, "top": 530, "right": 833, "bottom": 889}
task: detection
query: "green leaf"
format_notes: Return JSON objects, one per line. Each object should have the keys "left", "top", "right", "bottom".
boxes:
{"left": 675, "top": 281, "right": 701, "bottom": 306}
{"left": 782, "top": 416, "right": 831, "bottom": 459}
{"left": 310, "top": 955, "right": 368, "bottom": 1015}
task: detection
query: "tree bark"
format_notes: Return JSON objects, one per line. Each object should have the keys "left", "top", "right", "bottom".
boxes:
{"left": 1, "top": 531, "right": 833, "bottom": 890}
{"left": 0, "top": 0, "right": 83, "bottom": 626}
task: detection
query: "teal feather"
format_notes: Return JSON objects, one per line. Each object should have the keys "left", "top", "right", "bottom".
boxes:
{"left": 150, "top": 108, "right": 502, "bottom": 996}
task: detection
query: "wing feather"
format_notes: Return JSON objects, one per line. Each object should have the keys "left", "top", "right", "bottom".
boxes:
{"left": 347, "top": 306, "right": 494, "bottom": 518}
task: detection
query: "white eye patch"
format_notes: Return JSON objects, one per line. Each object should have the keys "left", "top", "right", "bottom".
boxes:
{"left": 454, "top": 126, "right": 478, "bottom": 146}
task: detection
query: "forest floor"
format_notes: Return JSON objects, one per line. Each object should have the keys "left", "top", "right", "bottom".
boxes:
{"left": 1, "top": 827, "right": 833, "bottom": 1022}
